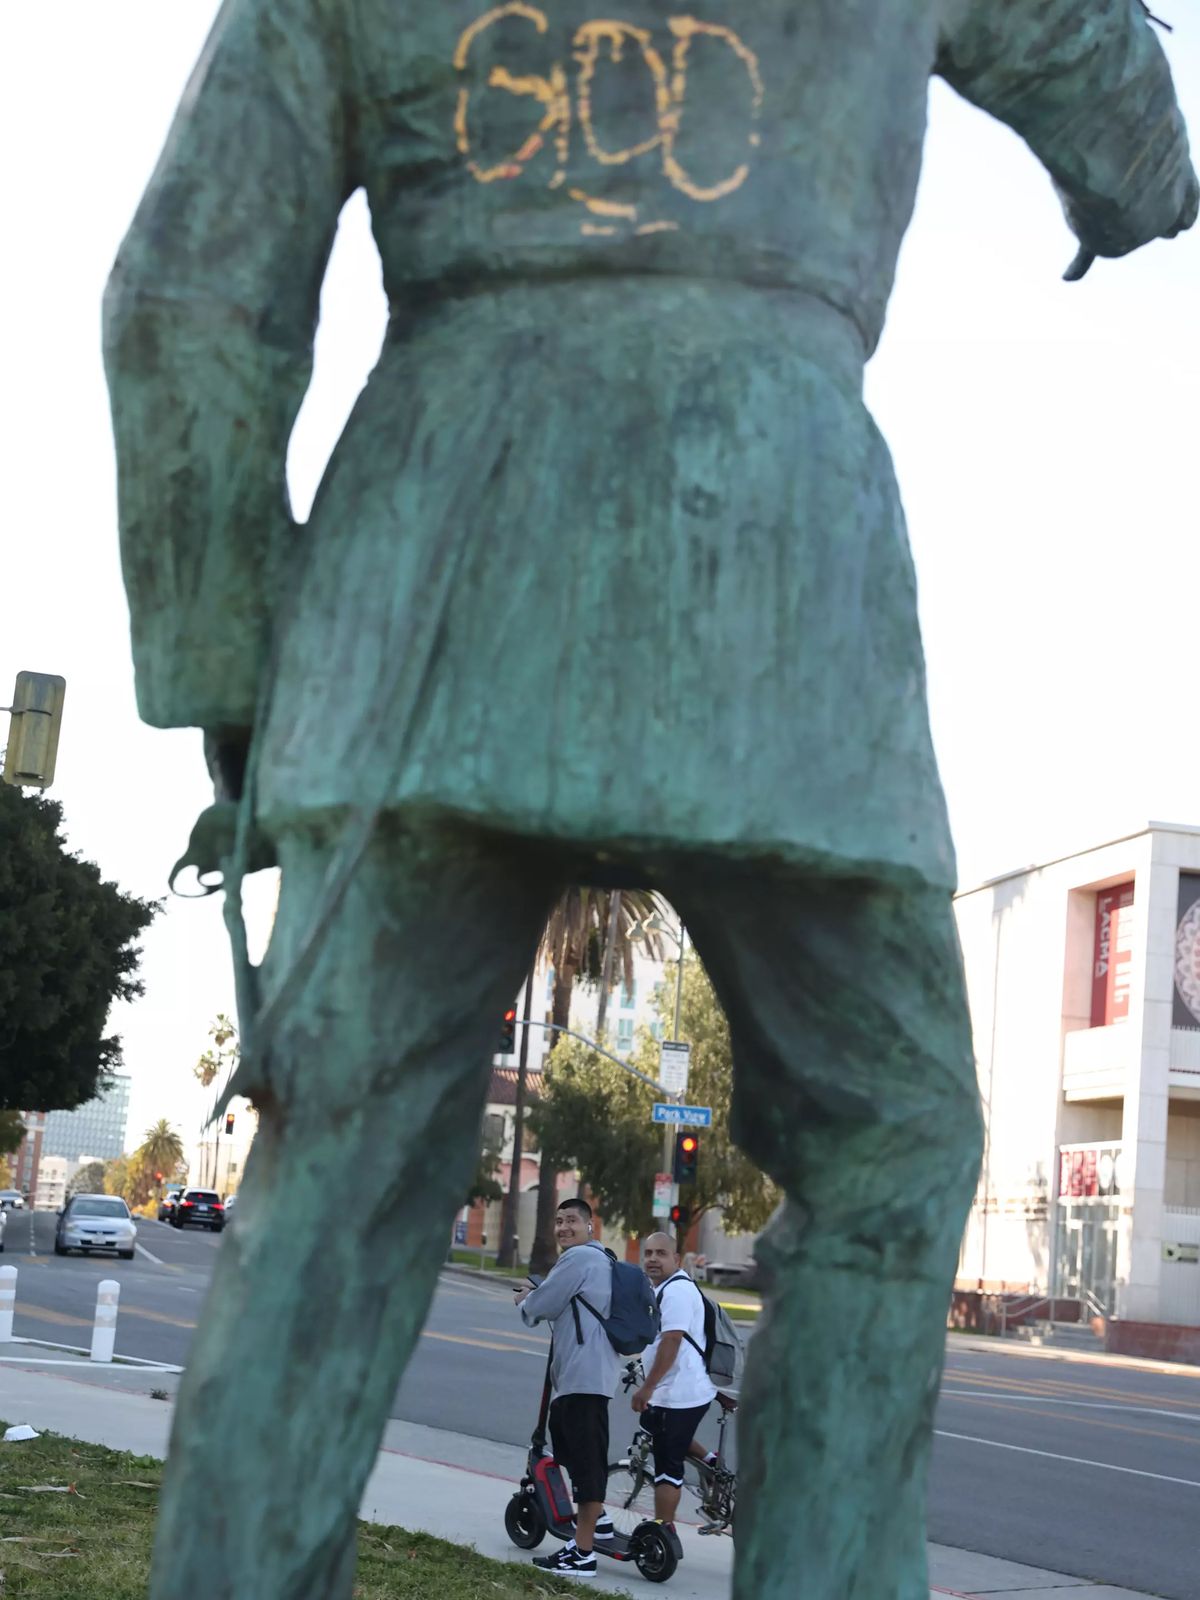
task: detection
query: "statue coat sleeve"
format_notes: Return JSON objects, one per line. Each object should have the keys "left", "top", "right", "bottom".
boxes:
{"left": 937, "top": 0, "right": 1197, "bottom": 262}
{"left": 103, "top": 0, "right": 361, "bottom": 731}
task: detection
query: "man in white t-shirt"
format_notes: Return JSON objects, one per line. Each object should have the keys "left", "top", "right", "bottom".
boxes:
{"left": 631, "top": 1232, "right": 718, "bottom": 1530}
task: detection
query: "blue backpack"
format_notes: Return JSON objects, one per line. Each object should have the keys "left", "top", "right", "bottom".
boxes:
{"left": 574, "top": 1251, "right": 661, "bottom": 1356}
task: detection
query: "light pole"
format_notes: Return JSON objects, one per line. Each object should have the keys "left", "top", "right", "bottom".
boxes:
{"left": 630, "top": 910, "right": 689, "bottom": 1229}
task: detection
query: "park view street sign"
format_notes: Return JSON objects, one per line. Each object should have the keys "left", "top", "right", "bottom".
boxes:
{"left": 659, "top": 1040, "right": 690, "bottom": 1094}
{"left": 651, "top": 1102, "right": 712, "bottom": 1127}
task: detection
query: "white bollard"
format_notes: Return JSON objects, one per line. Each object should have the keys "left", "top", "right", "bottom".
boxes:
{"left": 0, "top": 1264, "right": 16, "bottom": 1342}
{"left": 91, "top": 1278, "right": 120, "bottom": 1363}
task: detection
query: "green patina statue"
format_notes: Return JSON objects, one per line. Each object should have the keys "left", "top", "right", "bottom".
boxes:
{"left": 104, "top": 0, "right": 1195, "bottom": 1594}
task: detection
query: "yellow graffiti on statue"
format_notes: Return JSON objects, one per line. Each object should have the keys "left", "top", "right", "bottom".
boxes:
{"left": 453, "top": 4, "right": 764, "bottom": 231}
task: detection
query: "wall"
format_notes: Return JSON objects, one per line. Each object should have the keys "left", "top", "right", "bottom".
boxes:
{"left": 953, "top": 833, "right": 1155, "bottom": 1294}
{"left": 1166, "top": 1102, "right": 1200, "bottom": 1208}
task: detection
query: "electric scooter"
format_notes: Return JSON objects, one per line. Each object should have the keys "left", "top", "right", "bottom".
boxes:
{"left": 503, "top": 1344, "right": 681, "bottom": 1583}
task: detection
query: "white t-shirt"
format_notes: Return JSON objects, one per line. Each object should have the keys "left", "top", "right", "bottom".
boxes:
{"left": 646, "top": 1272, "right": 717, "bottom": 1409}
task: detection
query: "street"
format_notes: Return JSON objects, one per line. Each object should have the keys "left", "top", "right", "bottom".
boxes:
{"left": 7, "top": 1209, "right": 1200, "bottom": 1599}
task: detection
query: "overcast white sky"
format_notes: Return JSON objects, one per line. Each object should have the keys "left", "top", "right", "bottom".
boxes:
{"left": 2, "top": 6, "right": 1197, "bottom": 1151}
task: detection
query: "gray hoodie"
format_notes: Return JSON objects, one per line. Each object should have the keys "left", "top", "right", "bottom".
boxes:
{"left": 520, "top": 1240, "right": 621, "bottom": 1399}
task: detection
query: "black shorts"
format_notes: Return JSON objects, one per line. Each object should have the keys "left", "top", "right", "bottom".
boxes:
{"left": 645, "top": 1402, "right": 711, "bottom": 1485}
{"left": 548, "top": 1393, "right": 610, "bottom": 1504}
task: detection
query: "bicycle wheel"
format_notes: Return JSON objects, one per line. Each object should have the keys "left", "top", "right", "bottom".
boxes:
{"left": 604, "top": 1460, "right": 657, "bottom": 1538}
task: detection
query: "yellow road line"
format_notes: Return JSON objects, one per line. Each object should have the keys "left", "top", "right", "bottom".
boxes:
{"left": 944, "top": 1365, "right": 1200, "bottom": 1412}
{"left": 942, "top": 1391, "right": 1200, "bottom": 1449}
{"left": 13, "top": 1305, "right": 91, "bottom": 1328}
{"left": 469, "top": 1327, "right": 548, "bottom": 1348}
{"left": 422, "top": 1330, "right": 543, "bottom": 1357}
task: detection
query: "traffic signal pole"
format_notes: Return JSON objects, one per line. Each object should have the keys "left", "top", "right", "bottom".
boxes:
{"left": 496, "top": 969, "right": 535, "bottom": 1268}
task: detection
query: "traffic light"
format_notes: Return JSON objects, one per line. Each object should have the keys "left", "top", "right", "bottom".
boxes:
{"left": 499, "top": 1007, "right": 517, "bottom": 1054}
{"left": 669, "top": 1204, "right": 690, "bottom": 1231}
{"left": 2, "top": 671, "right": 66, "bottom": 790}
{"left": 154, "top": 1171, "right": 163, "bottom": 1183}
{"left": 224, "top": 1113, "right": 235, "bottom": 1135}
{"left": 672, "top": 1130, "right": 699, "bottom": 1184}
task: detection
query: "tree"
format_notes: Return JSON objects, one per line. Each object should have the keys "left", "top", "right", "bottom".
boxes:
{"left": 68, "top": 1160, "right": 107, "bottom": 1199}
{"left": 530, "top": 950, "right": 780, "bottom": 1242}
{"left": 528, "top": 889, "right": 668, "bottom": 1273}
{"left": 137, "top": 1119, "right": 186, "bottom": 1195}
{"left": 104, "top": 1151, "right": 155, "bottom": 1210}
{"left": 0, "top": 1111, "right": 25, "bottom": 1158}
{"left": 194, "top": 1014, "right": 238, "bottom": 1090}
{"left": 465, "top": 1126, "right": 504, "bottom": 1208}
{"left": 0, "top": 783, "right": 157, "bottom": 1111}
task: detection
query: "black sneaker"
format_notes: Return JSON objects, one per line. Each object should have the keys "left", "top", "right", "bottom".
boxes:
{"left": 533, "top": 1545, "right": 597, "bottom": 1576}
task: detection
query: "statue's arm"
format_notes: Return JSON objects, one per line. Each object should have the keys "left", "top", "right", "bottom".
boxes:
{"left": 103, "top": 0, "right": 362, "bottom": 735}
{"left": 936, "top": 0, "right": 1197, "bottom": 272}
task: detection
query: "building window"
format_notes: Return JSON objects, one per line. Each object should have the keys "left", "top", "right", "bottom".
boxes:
{"left": 616, "top": 1018, "right": 635, "bottom": 1053}
{"left": 650, "top": 1020, "right": 665, "bottom": 1041}
{"left": 620, "top": 980, "right": 637, "bottom": 1010}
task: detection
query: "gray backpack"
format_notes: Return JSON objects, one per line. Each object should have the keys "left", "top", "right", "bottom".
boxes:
{"left": 658, "top": 1275, "right": 745, "bottom": 1393}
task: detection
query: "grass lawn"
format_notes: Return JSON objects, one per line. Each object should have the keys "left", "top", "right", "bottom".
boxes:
{"left": 446, "top": 1250, "right": 530, "bottom": 1279}
{"left": 0, "top": 1427, "right": 615, "bottom": 1599}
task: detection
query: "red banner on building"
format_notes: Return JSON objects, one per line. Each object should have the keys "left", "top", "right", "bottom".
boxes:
{"left": 1091, "top": 881, "right": 1135, "bottom": 1026}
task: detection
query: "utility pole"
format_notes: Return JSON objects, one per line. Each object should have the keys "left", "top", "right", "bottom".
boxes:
{"left": 497, "top": 970, "right": 535, "bottom": 1269}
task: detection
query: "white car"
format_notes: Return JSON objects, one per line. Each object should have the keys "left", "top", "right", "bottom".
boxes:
{"left": 0, "top": 1189, "right": 25, "bottom": 1211}
{"left": 54, "top": 1194, "right": 137, "bottom": 1259}
{"left": 0, "top": 1206, "right": 6, "bottom": 1251}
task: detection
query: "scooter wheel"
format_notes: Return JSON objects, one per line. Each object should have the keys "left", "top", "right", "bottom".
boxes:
{"left": 633, "top": 1522, "right": 679, "bottom": 1583}
{"left": 504, "top": 1491, "right": 546, "bottom": 1550}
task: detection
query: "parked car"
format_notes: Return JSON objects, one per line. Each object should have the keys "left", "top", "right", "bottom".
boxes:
{"left": 0, "top": 1206, "right": 6, "bottom": 1250}
{"left": 54, "top": 1194, "right": 137, "bottom": 1259}
{"left": 0, "top": 1189, "right": 25, "bottom": 1211}
{"left": 157, "top": 1184, "right": 185, "bottom": 1222}
{"left": 222, "top": 1194, "right": 238, "bottom": 1216}
{"left": 171, "top": 1189, "right": 225, "bottom": 1232}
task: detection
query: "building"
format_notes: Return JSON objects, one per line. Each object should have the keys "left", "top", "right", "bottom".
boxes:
{"left": 34, "top": 1154, "right": 108, "bottom": 1211}
{"left": 10, "top": 1111, "right": 46, "bottom": 1205}
{"left": 954, "top": 822, "right": 1200, "bottom": 1362}
{"left": 41, "top": 1076, "right": 131, "bottom": 1164}
{"left": 189, "top": 1100, "right": 259, "bottom": 1196}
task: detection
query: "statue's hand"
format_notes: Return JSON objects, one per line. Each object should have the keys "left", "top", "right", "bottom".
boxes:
{"left": 204, "top": 727, "right": 253, "bottom": 804}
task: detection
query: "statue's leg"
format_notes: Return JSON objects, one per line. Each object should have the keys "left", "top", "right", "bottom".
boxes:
{"left": 149, "top": 821, "right": 563, "bottom": 1600}
{"left": 676, "top": 872, "right": 983, "bottom": 1600}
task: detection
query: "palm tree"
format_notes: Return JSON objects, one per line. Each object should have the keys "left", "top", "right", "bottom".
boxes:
{"left": 528, "top": 888, "right": 669, "bottom": 1273}
{"left": 138, "top": 1118, "right": 186, "bottom": 1196}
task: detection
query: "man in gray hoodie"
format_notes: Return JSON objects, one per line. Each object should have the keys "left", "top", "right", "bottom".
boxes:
{"left": 515, "top": 1197, "right": 620, "bottom": 1576}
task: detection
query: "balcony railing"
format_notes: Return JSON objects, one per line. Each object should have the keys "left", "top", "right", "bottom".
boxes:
{"left": 1062, "top": 1024, "right": 1129, "bottom": 1101}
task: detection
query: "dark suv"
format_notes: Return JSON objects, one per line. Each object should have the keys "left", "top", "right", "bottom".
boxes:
{"left": 171, "top": 1189, "right": 226, "bottom": 1232}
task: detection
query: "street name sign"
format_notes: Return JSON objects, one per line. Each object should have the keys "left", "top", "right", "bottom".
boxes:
{"left": 651, "top": 1102, "right": 712, "bottom": 1127}
{"left": 659, "top": 1040, "right": 690, "bottom": 1094}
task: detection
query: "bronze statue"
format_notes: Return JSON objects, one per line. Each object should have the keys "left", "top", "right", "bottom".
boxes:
{"left": 104, "top": 0, "right": 1195, "bottom": 1593}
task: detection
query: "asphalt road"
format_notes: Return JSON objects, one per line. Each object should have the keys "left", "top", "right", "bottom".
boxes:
{"left": 8, "top": 1209, "right": 1200, "bottom": 1598}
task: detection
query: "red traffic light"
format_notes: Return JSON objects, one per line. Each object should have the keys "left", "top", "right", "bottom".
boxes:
{"left": 499, "top": 1007, "right": 518, "bottom": 1053}
{"left": 680, "top": 1135, "right": 697, "bottom": 1153}
{"left": 672, "top": 1128, "right": 700, "bottom": 1183}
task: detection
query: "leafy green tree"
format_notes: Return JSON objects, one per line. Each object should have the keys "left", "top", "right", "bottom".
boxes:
{"left": 530, "top": 951, "right": 780, "bottom": 1241}
{"left": 137, "top": 1119, "right": 186, "bottom": 1194}
{"left": 465, "top": 1128, "right": 504, "bottom": 1208}
{"left": 0, "top": 784, "right": 156, "bottom": 1111}
{"left": 68, "top": 1160, "right": 107, "bottom": 1199}
{"left": 0, "top": 1111, "right": 25, "bottom": 1157}
{"left": 194, "top": 1014, "right": 238, "bottom": 1090}
{"left": 528, "top": 889, "right": 668, "bottom": 1273}
{"left": 104, "top": 1152, "right": 155, "bottom": 1209}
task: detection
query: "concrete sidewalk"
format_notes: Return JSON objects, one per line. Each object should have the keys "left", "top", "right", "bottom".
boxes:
{"left": 0, "top": 1348, "right": 1159, "bottom": 1600}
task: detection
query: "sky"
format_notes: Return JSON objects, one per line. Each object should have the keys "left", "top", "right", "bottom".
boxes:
{"left": 2, "top": 5, "right": 1198, "bottom": 1151}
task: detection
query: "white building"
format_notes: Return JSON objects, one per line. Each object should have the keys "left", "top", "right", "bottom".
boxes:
{"left": 954, "top": 822, "right": 1200, "bottom": 1361}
